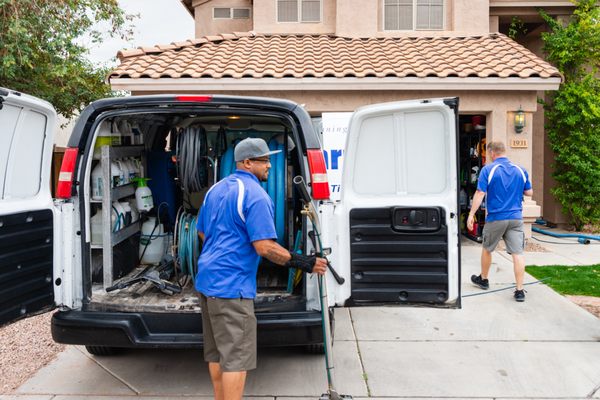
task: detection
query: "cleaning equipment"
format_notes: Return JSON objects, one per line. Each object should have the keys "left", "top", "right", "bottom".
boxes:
{"left": 532, "top": 226, "right": 600, "bottom": 244}
{"left": 90, "top": 210, "right": 104, "bottom": 244}
{"left": 110, "top": 161, "right": 124, "bottom": 188}
{"left": 176, "top": 126, "right": 209, "bottom": 192}
{"left": 139, "top": 216, "right": 166, "bottom": 264}
{"left": 293, "top": 175, "right": 352, "bottom": 400}
{"left": 93, "top": 120, "right": 113, "bottom": 159}
{"left": 91, "top": 163, "right": 103, "bottom": 200}
{"left": 132, "top": 177, "right": 154, "bottom": 212}
{"left": 112, "top": 201, "right": 126, "bottom": 231}
{"left": 174, "top": 208, "right": 200, "bottom": 282}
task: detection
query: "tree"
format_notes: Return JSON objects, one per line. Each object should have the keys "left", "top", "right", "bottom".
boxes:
{"left": 540, "top": 0, "right": 600, "bottom": 230}
{"left": 0, "top": 0, "right": 135, "bottom": 119}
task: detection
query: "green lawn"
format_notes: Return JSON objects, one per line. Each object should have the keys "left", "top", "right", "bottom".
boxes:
{"left": 526, "top": 264, "right": 600, "bottom": 297}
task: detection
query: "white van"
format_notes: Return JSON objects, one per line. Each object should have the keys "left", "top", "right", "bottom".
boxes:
{"left": 0, "top": 88, "right": 461, "bottom": 355}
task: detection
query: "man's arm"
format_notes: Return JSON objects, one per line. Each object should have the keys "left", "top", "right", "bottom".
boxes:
{"left": 198, "top": 232, "right": 205, "bottom": 242}
{"left": 467, "top": 190, "right": 486, "bottom": 231}
{"left": 253, "top": 239, "right": 327, "bottom": 275}
{"left": 524, "top": 189, "right": 533, "bottom": 196}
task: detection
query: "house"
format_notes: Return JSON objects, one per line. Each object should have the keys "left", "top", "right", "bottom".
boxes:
{"left": 109, "top": 0, "right": 574, "bottom": 232}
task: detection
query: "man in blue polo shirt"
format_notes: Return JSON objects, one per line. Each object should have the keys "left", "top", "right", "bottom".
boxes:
{"left": 467, "top": 141, "right": 533, "bottom": 302}
{"left": 195, "top": 137, "right": 327, "bottom": 400}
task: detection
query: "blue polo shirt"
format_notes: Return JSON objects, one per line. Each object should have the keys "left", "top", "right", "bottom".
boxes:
{"left": 477, "top": 157, "right": 532, "bottom": 222}
{"left": 195, "top": 170, "right": 277, "bottom": 298}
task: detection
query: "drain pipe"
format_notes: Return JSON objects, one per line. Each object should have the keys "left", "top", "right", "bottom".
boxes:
{"left": 532, "top": 226, "right": 600, "bottom": 245}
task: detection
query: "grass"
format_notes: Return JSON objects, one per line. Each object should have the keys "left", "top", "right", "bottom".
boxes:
{"left": 526, "top": 264, "right": 600, "bottom": 297}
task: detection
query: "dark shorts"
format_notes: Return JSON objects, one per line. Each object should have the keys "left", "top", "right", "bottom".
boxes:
{"left": 200, "top": 294, "right": 257, "bottom": 372}
{"left": 482, "top": 219, "right": 525, "bottom": 255}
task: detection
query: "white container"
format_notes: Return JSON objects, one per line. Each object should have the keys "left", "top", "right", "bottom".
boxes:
{"left": 139, "top": 216, "right": 165, "bottom": 264}
{"left": 91, "top": 163, "right": 103, "bottom": 200}
{"left": 112, "top": 201, "right": 126, "bottom": 231}
{"left": 111, "top": 121, "right": 122, "bottom": 146}
{"left": 91, "top": 210, "right": 103, "bottom": 245}
{"left": 116, "top": 160, "right": 130, "bottom": 184}
{"left": 133, "top": 177, "right": 154, "bottom": 212}
{"left": 110, "top": 161, "right": 124, "bottom": 188}
{"left": 93, "top": 121, "right": 113, "bottom": 159}
{"left": 91, "top": 208, "right": 117, "bottom": 244}
{"left": 128, "top": 200, "right": 139, "bottom": 222}
{"left": 120, "top": 201, "right": 133, "bottom": 226}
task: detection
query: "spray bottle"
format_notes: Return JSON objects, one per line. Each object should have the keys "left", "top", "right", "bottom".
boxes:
{"left": 132, "top": 177, "right": 154, "bottom": 212}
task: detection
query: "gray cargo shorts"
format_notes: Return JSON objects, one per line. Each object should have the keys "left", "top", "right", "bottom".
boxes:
{"left": 200, "top": 294, "right": 257, "bottom": 372}
{"left": 482, "top": 219, "right": 525, "bottom": 255}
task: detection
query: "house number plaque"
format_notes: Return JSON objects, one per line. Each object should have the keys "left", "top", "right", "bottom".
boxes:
{"left": 510, "top": 138, "right": 528, "bottom": 148}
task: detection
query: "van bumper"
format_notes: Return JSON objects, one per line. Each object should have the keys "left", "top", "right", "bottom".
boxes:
{"left": 51, "top": 309, "right": 326, "bottom": 349}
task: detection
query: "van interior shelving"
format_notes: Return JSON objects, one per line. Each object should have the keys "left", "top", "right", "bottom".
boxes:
{"left": 85, "top": 112, "right": 308, "bottom": 314}
{"left": 459, "top": 114, "right": 487, "bottom": 242}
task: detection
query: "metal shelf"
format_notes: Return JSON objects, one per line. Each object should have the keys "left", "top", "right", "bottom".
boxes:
{"left": 112, "top": 221, "right": 141, "bottom": 247}
{"left": 95, "top": 144, "right": 146, "bottom": 289}
{"left": 90, "top": 183, "right": 135, "bottom": 204}
{"left": 109, "top": 145, "right": 144, "bottom": 159}
{"left": 112, "top": 183, "right": 136, "bottom": 200}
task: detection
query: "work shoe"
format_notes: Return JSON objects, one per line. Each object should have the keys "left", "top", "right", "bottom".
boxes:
{"left": 514, "top": 289, "right": 526, "bottom": 302}
{"left": 471, "top": 274, "right": 489, "bottom": 290}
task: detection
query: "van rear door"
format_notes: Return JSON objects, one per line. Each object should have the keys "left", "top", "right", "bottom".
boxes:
{"left": 327, "top": 98, "right": 460, "bottom": 307}
{"left": 0, "top": 88, "right": 59, "bottom": 326}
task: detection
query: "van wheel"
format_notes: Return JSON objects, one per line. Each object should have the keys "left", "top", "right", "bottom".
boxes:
{"left": 85, "top": 345, "right": 120, "bottom": 356}
{"left": 305, "top": 343, "right": 325, "bottom": 354}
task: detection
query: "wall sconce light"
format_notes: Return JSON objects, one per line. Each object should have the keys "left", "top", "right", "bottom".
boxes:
{"left": 514, "top": 107, "right": 525, "bottom": 133}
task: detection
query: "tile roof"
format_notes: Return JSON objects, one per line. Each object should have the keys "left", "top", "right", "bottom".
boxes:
{"left": 110, "top": 33, "right": 561, "bottom": 81}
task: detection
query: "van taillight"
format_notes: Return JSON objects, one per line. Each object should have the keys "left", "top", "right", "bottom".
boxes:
{"left": 307, "top": 149, "right": 330, "bottom": 200}
{"left": 56, "top": 148, "right": 79, "bottom": 199}
{"left": 175, "top": 95, "right": 213, "bottom": 102}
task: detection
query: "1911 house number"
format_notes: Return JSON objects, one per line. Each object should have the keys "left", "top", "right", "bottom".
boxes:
{"left": 510, "top": 138, "right": 528, "bottom": 148}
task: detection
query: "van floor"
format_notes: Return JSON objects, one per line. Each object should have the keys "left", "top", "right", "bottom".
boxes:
{"left": 89, "top": 266, "right": 304, "bottom": 313}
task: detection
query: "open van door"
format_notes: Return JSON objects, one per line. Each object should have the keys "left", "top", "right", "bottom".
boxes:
{"left": 0, "top": 88, "right": 61, "bottom": 326}
{"left": 323, "top": 98, "right": 460, "bottom": 308}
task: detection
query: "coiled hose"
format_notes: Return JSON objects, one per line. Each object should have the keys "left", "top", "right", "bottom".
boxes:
{"left": 173, "top": 207, "right": 201, "bottom": 283}
{"left": 176, "top": 126, "right": 209, "bottom": 192}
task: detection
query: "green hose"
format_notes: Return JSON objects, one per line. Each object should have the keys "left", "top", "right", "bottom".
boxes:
{"left": 176, "top": 210, "right": 201, "bottom": 282}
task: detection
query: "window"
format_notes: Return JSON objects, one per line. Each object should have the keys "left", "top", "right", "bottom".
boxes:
{"left": 277, "top": 0, "right": 321, "bottom": 23}
{"left": 213, "top": 8, "right": 251, "bottom": 19}
{"left": 384, "top": 0, "right": 443, "bottom": 30}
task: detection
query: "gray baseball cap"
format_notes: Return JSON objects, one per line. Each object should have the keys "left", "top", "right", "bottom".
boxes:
{"left": 234, "top": 137, "right": 281, "bottom": 162}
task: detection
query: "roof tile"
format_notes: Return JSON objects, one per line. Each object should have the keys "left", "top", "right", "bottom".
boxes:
{"left": 111, "top": 33, "right": 561, "bottom": 81}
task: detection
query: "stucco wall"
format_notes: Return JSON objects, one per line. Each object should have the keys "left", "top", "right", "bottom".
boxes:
{"left": 452, "top": 0, "right": 489, "bottom": 34}
{"left": 335, "top": 0, "right": 377, "bottom": 37}
{"left": 193, "top": 0, "right": 492, "bottom": 38}
{"left": 194, "top": 0, "right": 253, "bottom": 37}
{"left": 252, "top": 0, "right": 336, "bottom": 34}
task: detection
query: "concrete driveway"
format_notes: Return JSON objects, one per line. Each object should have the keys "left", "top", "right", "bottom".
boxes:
{"left": 3, "top": 236, "right": 600, "bottom": 400}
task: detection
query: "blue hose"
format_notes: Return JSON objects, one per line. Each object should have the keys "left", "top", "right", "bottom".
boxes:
{"left": 219, "top": 137, "right": 286, "bottom": 245}
{"left": 177, "top": 212, "right": 200, "bottom": 281}
{"left": 532, "top": 226, "right": 600, "bottom": 243}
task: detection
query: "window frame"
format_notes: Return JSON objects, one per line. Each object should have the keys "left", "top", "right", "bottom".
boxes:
{"left": 276, "top": 0, "right": 323, "bottom": 23}
{"left": 382, "top": 0, "right": 445, "bottom": 31}
{"left": 212, "top": 7, "right": 252, "bottom": 20}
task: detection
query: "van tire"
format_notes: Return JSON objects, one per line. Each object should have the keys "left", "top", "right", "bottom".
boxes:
{"left": 85, "top": 345, "right": 120, "bottom": 356}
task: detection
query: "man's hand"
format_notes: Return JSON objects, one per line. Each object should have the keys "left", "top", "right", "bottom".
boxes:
{"left": 313, "top": 257, "right": 327, "bottom": 275}
{"left": 467, "top": 214, "right": 475, "bottom": 231}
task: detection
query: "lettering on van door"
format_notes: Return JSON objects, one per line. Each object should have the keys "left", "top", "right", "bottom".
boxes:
{"left": 321, "top": 113, "right": 351, "bottom": 201}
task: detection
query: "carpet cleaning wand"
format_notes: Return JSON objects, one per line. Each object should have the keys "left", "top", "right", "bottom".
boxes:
{"left": 293, "top": 176, "right": 352, "bottom": 400}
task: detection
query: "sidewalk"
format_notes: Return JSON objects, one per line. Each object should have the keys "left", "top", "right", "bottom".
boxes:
{"left": 2, "top": 238, "right": 599, "bottom": 400}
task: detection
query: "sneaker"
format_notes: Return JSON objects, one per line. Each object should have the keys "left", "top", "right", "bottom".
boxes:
{"left": 471, "top": 274, "right": 489, "bottom": 290}
{"left": 514, "top": 289, "right": 526, "bottom": 302}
